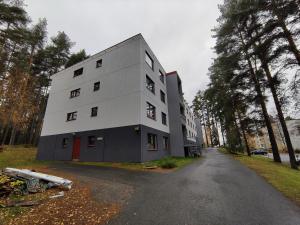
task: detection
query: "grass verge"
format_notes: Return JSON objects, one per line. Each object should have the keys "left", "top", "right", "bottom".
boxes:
{"left": 0, "top": 146, "right": 50, "bottom": 169}
{"left": 75, "top": 156, "right": 198, "bottom": 172}
{"left": 219, "top": 148, "right": 300, "bottom": 206}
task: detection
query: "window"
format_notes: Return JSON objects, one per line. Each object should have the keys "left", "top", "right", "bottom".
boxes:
{"left": 67, "top": 111, "right": 77, "bottom": 121}
{"left": 96, "top": 59, "right": 102, "bottom": 68}
{"left": 74, "top": 68, "right": 83, "bottom": 77}
{"left": 88, "top": 136, "right": 96, "bottom": 147}
{"left": 161, "top": 112, "right": 167, "bottom": 125}
{"left": 159, "top": 70, "right": 165, "bottom": 83}
{"left": 163, "top": 137, "right": 169, "bottom": 150}
{"left": 91, "top": 107, "right": 98, "bottom": 117}
{"left": 146, "top": 75, "right": 155, "bottom": 94}
{"left": 147, "top": 133, "right": 157, "bottom": 150}
{"left": 62, "top": 138, "right": 68, "bottom": 148}
{"left": 160, "top": 90, "right": 165, "bottom": 103}
{"left": 146, "top": 102, "right": 156, "bottom": 120}
{"left": 70, "top": 88, "right": 80, "bottom": 98}
{"left": 145, "top": 51, "right": 154, "bottom": 70}
{"left": 94, "top": 81, "right": 100, "bottom": 91}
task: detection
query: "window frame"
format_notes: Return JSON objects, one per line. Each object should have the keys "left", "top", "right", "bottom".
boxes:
{"left": 66, "top": 111, "right": 77, "bottom": 121}
{"left": 145, "top": 51, "right": 154, "bottom": 70}
{"left": 62, "top": 138, "right": 68, "bottom": 148}
{"left": 70, "top": 88, "right": 81, "bottom": 98}
{"left": 161, "top": 112, "right": 167, "bottom": 125}
{"left": 146, "top": 75, "right": 155, "bottom": 94}
{"left": 146, "top": 102, "right": 156, "bottom": 120}
{"left": 147, "top": 133, "right": 157, "bottom": 150}
{"left": 91, "top": 106, "right": 98, "bottom": 117}
{"left": 96, "top": 59, "right": 102, "bottom": 68}
{"left": 159, "top": 70, "right": 165, "bottom": 84}
{"left": 94, "top": 81, "right": 100, "bottom": 91}
{"left": 163, "top": 136, "right": 169, "bottom": 150}
{"left": 88, "top": 135, "right": 96, "bottom": 147}
{"left": 73, "top": 67, "right": 83, "bottom": 77}
{"left": 160, "top": 90, "right": 166, "bottom": 103}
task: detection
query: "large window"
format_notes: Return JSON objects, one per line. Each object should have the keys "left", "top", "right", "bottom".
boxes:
{"left": 94, "top": 81, "right": 100, "bottom": 91}
{"left": 163, "top": 137, "right": 169, "bottom": 150}
{"left": 160, "top": 90, "right": 165, "bottom": 103}
{"left": 159, "top": 70, "right": 165, "bottom": 83}
{"left": 161, "top": 112, "right": 167, "bottom": 125}
{"left": 147, "top": 133, "right": 157, "bottom": 150}
{"left": 96, "top": 59, "right": 102, "bottom": 68}
{"left": 146, "top": 102, "right": 156, "bottom": 120}
{"left": 70, "top": 88, "right": 80, "bottom": 98}
{"left": 74, "top": 68, "right": 83, "bottom": 77}
{"left": 145, "top": 51, "right": 154, "bottom": 70}
{"left": 91, "top": 107, "right": 98, "bottom": 117}
{"left": 62, "top": 138, "right": 68, "bottom": 148}
{"left": 67, "top": 111, "right": 77, "bottom": 121}
{"left": 146, "top": 75, "right": 155, "bottom": 94}
{"left": 88, "top": 136, "right": 96, "bottom": 147}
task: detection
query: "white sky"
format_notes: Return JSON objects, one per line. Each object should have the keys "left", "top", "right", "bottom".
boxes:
{"left": 24, "top": 0, "right": 223, "bottom": 105}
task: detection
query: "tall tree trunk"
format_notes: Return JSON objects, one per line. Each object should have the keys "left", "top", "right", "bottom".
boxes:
{"left": 260, "top": 60, "right": 298, "bottom": 169}
{"left": 1, "top": 125, "right": 10, "bottom": 145}
{"left": 8, "top": 126, "right": 16, "bottom": 146}
{"left": 237, "top": 111, "right": 251, "bottom": 156}
{"left": 238, "top": 30, "right": 281, "bottom": 162}
{"left": 202, "top": 115, "right": 209, "bottom": 148}
{"left": 271, "top": 0, "right": 300, "bottom": 65}
{"left": 214, "top": 118, "right": 221, "bottom": 147}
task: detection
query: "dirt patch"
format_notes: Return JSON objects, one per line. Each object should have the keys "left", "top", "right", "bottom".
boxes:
{"left": 2, "top": 168, "right": 121, "bottom": 225}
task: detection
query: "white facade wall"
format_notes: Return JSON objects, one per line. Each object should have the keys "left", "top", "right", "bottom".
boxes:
{"left": 41, "top": 34, "right": 169, "bottom": 136}
{"left": 184, "top": 101, "right": 197, "bottom": 142}
{"left": 139, "top": 39, "right": 169, "bottom": 134}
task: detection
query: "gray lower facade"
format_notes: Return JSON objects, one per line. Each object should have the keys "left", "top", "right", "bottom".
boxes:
{"left": 37, "top": 125, "right": 170, "bottom": 163}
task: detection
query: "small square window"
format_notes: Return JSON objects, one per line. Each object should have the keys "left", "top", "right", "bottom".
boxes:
{"left": 94, "top": 81, "right": 100, "bottom": 91}
{"left": 146, "top": 102, "right": 156, "bottom": 120}
{"left": 96, "top": 59, "right": 102, "bottom": 68}
{"left": 145, "top": 51, "right": 154, "bottom": 70}
{"left": 88, "top": 136, "right": 96, "bottom": 147}
{"left": 67, "top": 111, "right": 77, "bottom": 121}
{"left": 160, "top": 90, "right": 165, "bottom": 103}
{"left": 161, "top": 112, "right": 167, "bottom": 125}
{"left": 74, "top": 68, "right": 83, "bottom": 77}
{"left": 147, "top": 133, "right": 157, "bottom": 150}
{"left": 163, "top": 137, "right": 169, "bottom": 150}
{"left": 70, "top": 88, "right": 80, "bottom": 98}
{"left": 62, "top": 138, "right": 68, "bottom": 148}
{"left": 91, "top": 107, "right": 98, "bottom": 117}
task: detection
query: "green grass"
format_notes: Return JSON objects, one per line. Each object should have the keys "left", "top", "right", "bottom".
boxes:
{"left": 220, "top": 149, "right": 300, "bottom": 206}
{"left": 0, "top": 145, "right": 198, "bottom": 172}
{"left": 0, "top": 146, "right": 49, "bottom": 169}
{"left": 75, "top": 156, "right": 198, "bottom": 171}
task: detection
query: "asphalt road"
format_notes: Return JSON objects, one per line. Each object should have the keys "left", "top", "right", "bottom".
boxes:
{"left": 52, "top": 148, "right": 300, "bottom": 225}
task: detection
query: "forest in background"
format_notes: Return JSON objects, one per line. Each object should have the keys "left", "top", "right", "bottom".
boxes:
{"left": 192, "top": 0, "right": 300, "bottom": 169}
{"left": 0, "top": 0, "right": 88, "bottom": 146}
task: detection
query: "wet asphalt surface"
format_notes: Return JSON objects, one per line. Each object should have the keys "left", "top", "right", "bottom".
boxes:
{"left": 52, "top": 148, "right": 300, "bottom": 225}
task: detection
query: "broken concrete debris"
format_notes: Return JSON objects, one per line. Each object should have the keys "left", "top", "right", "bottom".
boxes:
{"left": 4, "top": 168, "right": 72, "bottom": 190}
{"left": 0, "top": 168, "right": 72, "bottom": 204}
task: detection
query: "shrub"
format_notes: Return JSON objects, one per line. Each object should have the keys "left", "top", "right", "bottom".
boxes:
{"left": 159, "top": 159, "right": 177, "bottom": 169}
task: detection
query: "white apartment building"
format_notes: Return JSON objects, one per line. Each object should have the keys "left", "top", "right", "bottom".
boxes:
{"left": 37, "top": 34, "right": 200, "bottom": 162}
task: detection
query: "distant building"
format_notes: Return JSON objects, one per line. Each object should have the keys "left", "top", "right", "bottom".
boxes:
{"left": 248, "top": 119, "right": 300, "bottom": 152}
{"left": 37, "top": 34, "right": 201, "bottom": 162}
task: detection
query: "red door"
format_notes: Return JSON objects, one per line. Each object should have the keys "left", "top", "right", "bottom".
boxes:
{"left": 72, "top": 137, "right": 80, "bottom": 160}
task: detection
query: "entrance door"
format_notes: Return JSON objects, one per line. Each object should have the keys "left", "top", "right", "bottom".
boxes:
{"left": 72, "top": 137, "right": 81, "bottom": 160}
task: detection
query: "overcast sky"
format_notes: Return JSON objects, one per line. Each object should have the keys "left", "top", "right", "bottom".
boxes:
{"left": 24, "top": 0, "right": 222, "bottom": 105}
